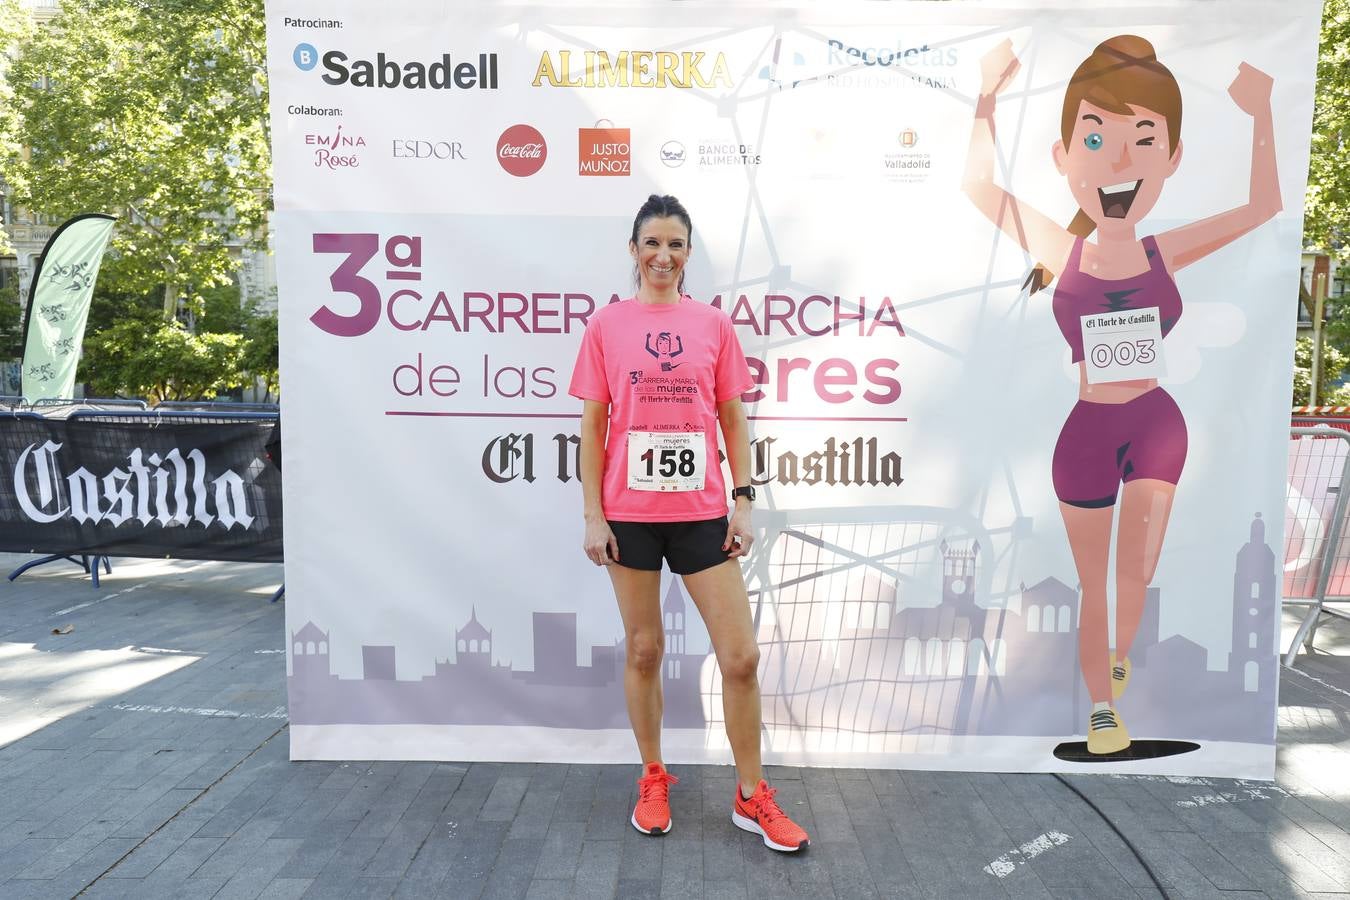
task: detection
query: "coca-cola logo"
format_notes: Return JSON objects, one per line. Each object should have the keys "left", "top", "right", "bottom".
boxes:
{"left": 496, "top": 124, "right": 547, "bottom": 177}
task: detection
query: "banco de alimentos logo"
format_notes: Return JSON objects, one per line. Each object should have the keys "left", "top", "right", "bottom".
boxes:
{"left": 292, "top": 42, "right": 499, "bottom": 90}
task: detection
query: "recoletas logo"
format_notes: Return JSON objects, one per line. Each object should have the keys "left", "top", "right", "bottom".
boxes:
{"left": 292, "top": 43, "right": 499, "bottom": 90}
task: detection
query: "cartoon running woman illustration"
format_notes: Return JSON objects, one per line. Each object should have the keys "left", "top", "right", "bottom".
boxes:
{"left": 646, "top": 331, "right": 685, "bottom": 371}
{"left": 963, "top": 36, "right": 1280, "bottom": 754}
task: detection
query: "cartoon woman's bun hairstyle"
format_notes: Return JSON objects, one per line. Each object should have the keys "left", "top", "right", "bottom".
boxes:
{"left": 1026, "top": 34, "right": 1183, "bottom": 295}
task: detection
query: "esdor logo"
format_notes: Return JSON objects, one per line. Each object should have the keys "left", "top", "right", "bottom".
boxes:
{"left": 497, "top": 125, "right": 547, "bottom": 177}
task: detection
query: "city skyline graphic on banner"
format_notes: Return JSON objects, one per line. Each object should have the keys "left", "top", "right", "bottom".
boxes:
{"left": 289, "top": 514, "right": 1276, "bottom": 744}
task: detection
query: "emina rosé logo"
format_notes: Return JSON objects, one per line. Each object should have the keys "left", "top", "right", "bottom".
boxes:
{"left": 497, "top": 124, "right": 547, "bottom": 177}
{"left": 304, "top": 123, "right": 365, "bottom": 170}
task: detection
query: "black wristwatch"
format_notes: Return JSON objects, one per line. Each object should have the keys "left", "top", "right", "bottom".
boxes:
{"left": 731, "top": 485, "right": 756, "bottom": 503}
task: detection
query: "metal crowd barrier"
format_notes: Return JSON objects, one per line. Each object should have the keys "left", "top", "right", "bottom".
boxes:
{"left": 155, "top": 400, "right": 280, "bottom": 413}
{"left": 1283, "top": 425, "right": 1350, "bottom": 665}
{"left": 67, "top": 408, "right": 278, "bottom": 425}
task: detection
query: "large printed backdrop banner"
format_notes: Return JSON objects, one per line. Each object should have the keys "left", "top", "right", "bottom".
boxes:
{"left": 267, "top": 0, "right": 1321, "bottom": 777}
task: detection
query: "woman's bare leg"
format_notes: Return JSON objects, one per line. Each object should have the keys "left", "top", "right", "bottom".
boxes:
{"left": 1115, "top": 479, "right": 1176, "bottom": 662}
{"left": 682, "top": 559, "right": 763, "bottom": 797}
{"left": 1060, "top": 502, "right": 1115, "bottom": 704}
{"left": 608, "top": 564, "right": 665, "bottom": 764}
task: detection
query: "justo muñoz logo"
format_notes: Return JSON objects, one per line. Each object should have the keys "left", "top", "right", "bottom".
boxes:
{"left": 496, "top": 124, "right": 547, "bottom": 177}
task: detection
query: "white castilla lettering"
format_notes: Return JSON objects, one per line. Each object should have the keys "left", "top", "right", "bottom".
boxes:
{"left": 14, "top": 442, "right": 256, "bottom": 530}
{"left": 16, "top": 440, "right": 66, "bottom": 523}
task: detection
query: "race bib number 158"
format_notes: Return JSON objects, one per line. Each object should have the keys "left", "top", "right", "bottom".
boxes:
{"left": 627, "top": 431, "right": 706, "bottom": 492}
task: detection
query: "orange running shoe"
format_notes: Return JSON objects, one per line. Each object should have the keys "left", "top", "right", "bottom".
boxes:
{"left": 631, "top": 762, "right": 678, "bottom": 835}
{"left": 732, "top": 780, "right": 810, "bottom": 852}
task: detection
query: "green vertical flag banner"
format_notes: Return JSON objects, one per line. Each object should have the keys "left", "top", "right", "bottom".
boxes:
{"left": 20, "top": 213, "right": 115, "bottom": 402}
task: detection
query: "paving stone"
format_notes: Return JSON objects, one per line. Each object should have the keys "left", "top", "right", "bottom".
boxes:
{"left": 257, "top": 877, "right": 315, "bottom": 899}
{"left": 479, "top": 838, "right": 544, "bottom": 899}
{"left": 5, "top": 563, "right": 1350, "bottom": 900}
{"left": 524, "top": 879, "right": 570, "bottom": 899}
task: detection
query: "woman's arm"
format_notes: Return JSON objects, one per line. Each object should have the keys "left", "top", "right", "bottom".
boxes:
{"left": 962, "top": 39, "right": 1075, "bottom": 277}
{"left": 717, "top": 396, "right": 754, "bottom": 559}
{"left": 580, "top": 399, "right": 618, "bottom": 565}
{"left": 1154, "top": 63, "right": 1281, "bottom": 272}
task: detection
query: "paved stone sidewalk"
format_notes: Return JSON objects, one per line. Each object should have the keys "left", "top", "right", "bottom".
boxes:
{"left": 2, "top": 553, "right": 1350, "bottom": 898}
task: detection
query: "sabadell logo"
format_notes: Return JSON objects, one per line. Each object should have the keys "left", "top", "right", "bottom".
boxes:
{"left": 497, "top": 125, "right": 547, "bottom": 177}
{"left": 292, "top": 42, "right": 499, "bottom": 90}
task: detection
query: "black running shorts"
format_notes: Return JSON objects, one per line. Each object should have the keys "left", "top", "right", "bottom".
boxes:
{"left": 607, "top": 517, "right": 733, "bottom": 575}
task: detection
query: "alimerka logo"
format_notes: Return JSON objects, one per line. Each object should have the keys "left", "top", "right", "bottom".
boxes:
{"left": 533, "top": 50, "right": 732, "bottom": 88}
{"left": 294, "top": 43, "right": 499, "bottom": 90}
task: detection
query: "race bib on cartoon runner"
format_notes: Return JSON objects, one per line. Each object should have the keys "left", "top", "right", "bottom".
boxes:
{"left": 626, "top": 431, "right": 706, "bottom": 492}
{"left": 1080, "top": 307, "right": 1167, "bottom": 384}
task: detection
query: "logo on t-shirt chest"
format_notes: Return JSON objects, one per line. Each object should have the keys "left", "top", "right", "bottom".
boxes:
{"left": 625, "top": 329, "right": 707, "bottom": 406}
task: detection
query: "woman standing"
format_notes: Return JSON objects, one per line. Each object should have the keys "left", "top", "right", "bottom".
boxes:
{"left": 963, "top": 36, "right": 1280, "bottom": 753}
{"left": 569, "top": 194, "right": 810, "bottom": 850}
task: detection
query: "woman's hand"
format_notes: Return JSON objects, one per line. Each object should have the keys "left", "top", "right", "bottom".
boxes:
{"left": 1229, "top": 62, "right": 1273, "bottom": 117}
{"left": 980, "top": 39, "right": 1021, "bottom": 97}
{"left": 723, "top": 507, "right": 754, "bottom": 559}
{"left": 583, "top": 516, "right": 618, "bottom": 566}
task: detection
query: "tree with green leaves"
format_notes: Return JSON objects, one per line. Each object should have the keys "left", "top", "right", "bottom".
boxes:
{"left": 240, "top": 310, "right": 278, "bottom": 400}
{"left": 0, "top": 3, "right": 32, "bottom": 259}
{"left": 80, "top": 317, "right": 247, "bottom": 403}
{"left": 1294, "top": 335, "right": 1350, "bottom": 406}
{"left": 1306, "top": 0, "right": 1350, "bottom": 259}
{"left": 4, "top": 0, "right": 269, "bottom": 318}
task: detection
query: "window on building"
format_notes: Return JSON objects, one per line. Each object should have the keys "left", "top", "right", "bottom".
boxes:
{"left": 1027, "top": 605, "right": 1040, "bottom": 632}
{"left": 967, "top": 639, "right": 986, "bottom": 676}
{"left": 902, "top": 637, "right": 921, "bottom": 675}
{"left": 1058, "top": 606, "right": 1071, "bottom": 633}
{"left": 947, "top": 639, "right": 965, "bottom": 676}
{"left": 926, "top": 638, "right": 943, "bottom": 676}
{"left": 318, "top": 641, "right": 327, "bottom": 654}
{"left": 306, "top": 641, "right": 315, "bottom": 654}
{"left": 991, "top": 639, "right": 1007, "bottom": 676}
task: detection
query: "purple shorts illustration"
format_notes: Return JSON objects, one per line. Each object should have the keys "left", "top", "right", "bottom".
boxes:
{"left": 1051, "top": 387, "right": 1188, "bottom": 508}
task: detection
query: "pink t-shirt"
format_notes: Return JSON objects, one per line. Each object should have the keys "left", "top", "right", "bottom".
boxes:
{"left": 569, "top": 296, "right": 753, "bottom": 522}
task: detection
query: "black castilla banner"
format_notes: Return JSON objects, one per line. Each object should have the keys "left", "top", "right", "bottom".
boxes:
{"left": 0, "top": 416, "right": 282, "bottom": 562}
